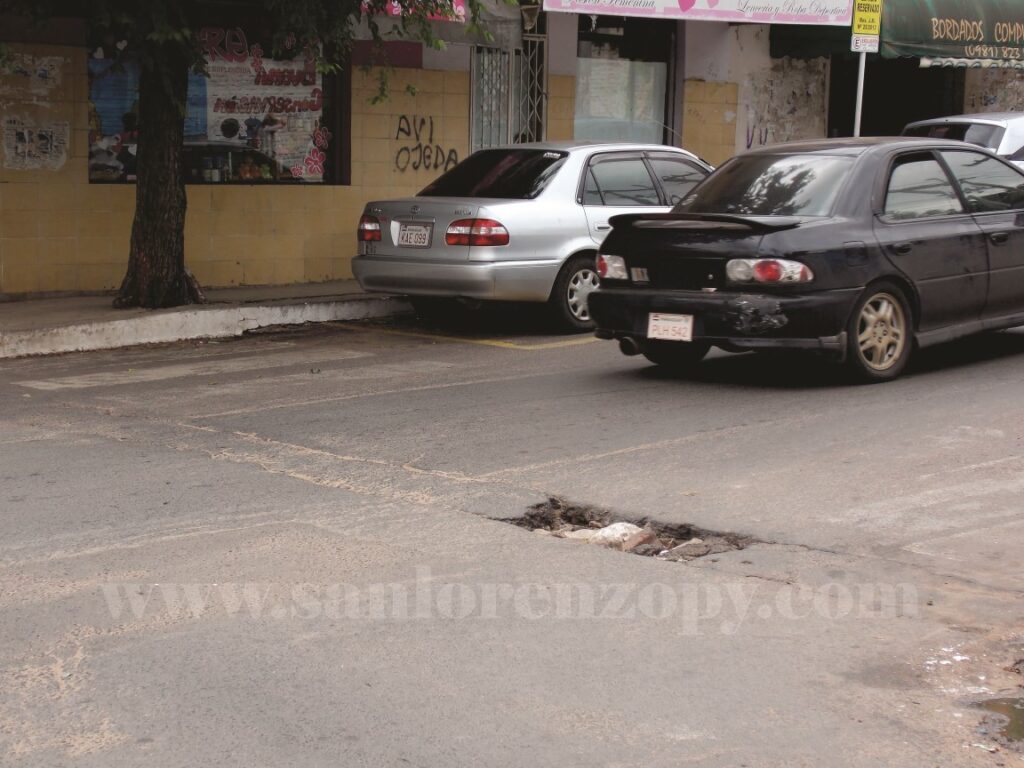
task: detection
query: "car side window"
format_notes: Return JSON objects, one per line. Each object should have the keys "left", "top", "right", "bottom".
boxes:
{"left": 582, "top": 169, "right": 604, "bottom": 205}
{"left": 588, "top": 158, "right": 660, "bottom": 206}
{"left": 884, "top": 156, "right": 964, "bottom": 221}
{"left": 940, "top": 150, "right": 1024, "bottom": 212}
{"left": 647, "top": 155, "right": 708, "bottom": 205}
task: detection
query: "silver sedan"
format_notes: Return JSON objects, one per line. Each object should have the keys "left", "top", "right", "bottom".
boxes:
{"left": 352, "top": 141, "right": 712, "bottom": 329}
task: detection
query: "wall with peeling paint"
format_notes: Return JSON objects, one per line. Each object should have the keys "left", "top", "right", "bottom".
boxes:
{"left": 963, "top": 69, "right": 1024, "bottom": 114}
{"left": 681, "top": 22, "right": 829, "bottom": 165}
{"left": 0, "top": 50, "right": 72, "bottom": 173}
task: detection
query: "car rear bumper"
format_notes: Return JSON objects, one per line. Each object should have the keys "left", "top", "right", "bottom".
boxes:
{"left": 588, "top": 286, "right": 861, "bottom": 354}
{"left": 352, "top": 255, "right": 561, "bottom": 302}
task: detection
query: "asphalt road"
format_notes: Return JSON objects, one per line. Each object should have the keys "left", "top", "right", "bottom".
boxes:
{"left": 2, "top": 310, "right": 1023, "bottom": 767}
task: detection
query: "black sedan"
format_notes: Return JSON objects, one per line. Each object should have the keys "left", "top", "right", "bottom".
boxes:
{"left": 588, "top": 137, "right": 1024, "bottom": 382}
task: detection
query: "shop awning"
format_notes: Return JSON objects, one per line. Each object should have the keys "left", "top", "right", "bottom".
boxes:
{"left": 881, "top": 0, "right": 1024, "bottom": 62}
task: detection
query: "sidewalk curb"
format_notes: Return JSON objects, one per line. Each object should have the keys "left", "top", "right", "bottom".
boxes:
{"left": 0, "top": 296, "right": 410, "bottom": 359}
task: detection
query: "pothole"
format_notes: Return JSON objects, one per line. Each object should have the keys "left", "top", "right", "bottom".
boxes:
{"left": 503, "top": 497, "right": 758, "bottom": 562}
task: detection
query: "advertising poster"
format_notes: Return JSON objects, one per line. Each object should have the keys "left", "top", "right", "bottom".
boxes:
{"left": 87, "top": 27, "right": 330, "bottom": 183}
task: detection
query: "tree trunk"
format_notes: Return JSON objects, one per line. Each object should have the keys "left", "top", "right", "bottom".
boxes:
{"left": 114, "top": 47, "right": 203, "bottom": 309}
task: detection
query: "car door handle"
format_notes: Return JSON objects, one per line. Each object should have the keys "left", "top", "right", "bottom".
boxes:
{"left": 990, "top": 231, "right": 1010, "bottom": 245}
{"left": 595, "top": 225, "right": 611, "bottom": 231}
{"left": 893, "top": 243, "right": 913, "bottom": 254}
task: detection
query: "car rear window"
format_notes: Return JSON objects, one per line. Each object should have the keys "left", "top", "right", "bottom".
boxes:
{"left": 902, "top": 122, "right": 1005, "bottom": 152}
{"left": 675, "top": 154, "right": 854, "bottom": 217}
{"left": 419, "top": 149, "right": 568, "bottom": 199}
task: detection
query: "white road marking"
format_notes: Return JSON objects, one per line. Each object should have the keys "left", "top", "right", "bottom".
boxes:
{"left": 15, "top": 349, "right": 370, "bottom": 390}
{"left": 329, "top": 322, "right": 598, "bottom": 350}
{"left": 917, "top": 454, "right": 1024, "bottom": 480}
{"left": 192, "top": 369, "right": 556, "bottom": 419}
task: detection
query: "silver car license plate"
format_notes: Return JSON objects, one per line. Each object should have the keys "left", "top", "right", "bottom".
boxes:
{"left": 647, "top": 313, "right": 693, "bottom": 342}
{"left": 398, "top": 223, "right": 432, "bottom": 248}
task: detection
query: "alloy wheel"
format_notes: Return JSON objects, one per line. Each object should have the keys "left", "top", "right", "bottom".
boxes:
{"left": 856, "top": 292, "right": 907, "bottom": 372}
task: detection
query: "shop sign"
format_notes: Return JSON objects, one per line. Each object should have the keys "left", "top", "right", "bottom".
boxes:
{"left": 542, "top": 0, "right": 852, "bottom": 26}
{"left": 882, "top": 0, "right": 1024, "bottom": 62}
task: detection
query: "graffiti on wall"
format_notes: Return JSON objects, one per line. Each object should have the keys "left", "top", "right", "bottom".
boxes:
{"left": 744, "top": 58, "right": 827, "bottom": 150}
{"left": 2, "top": 115, "right": 69, "bottom": 170}
{"left": 394, "top": 115, "right": 458, "bottom": 173}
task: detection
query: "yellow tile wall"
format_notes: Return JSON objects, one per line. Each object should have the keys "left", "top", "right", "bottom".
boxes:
{"left": 681, "top": 79, "right": 739, "bottom": 168}
{"left": 547, "top": 75, "right": 575, "bottom": 141}
{"left": 0, "top": 42, "right": 472, "bottom": 295}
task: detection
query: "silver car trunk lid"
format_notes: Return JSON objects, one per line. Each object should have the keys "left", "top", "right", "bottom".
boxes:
{"left": 365, "top": 197, "right": 482, "bottom": 261}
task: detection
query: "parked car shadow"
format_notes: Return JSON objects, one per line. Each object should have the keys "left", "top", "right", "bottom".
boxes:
{"left": 399, "top": 301, "right": 573, "bottom": 337}
{"left": 628, "top": 327, "right": 1024, "bottom": 389}
{"left": 909, "top": 327, "right": 1024, "bottom": 375}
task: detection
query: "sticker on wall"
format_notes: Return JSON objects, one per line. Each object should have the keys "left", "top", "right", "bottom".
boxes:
{"left": 2, "top": 116, "right": 69, "bottom": 171}
{"left": 0, "top": 53, "right": 66, "bottom": 99}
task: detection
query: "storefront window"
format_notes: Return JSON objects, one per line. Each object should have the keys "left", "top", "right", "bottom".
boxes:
{"left": 87, "top": 26, "right": 341, "bottom": 184}
{"left": 574, "top": 16, "right": 673, "bottom": 145}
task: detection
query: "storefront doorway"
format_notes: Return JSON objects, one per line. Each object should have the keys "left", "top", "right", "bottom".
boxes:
{"left": 828, "top": 55, "right": 964, "bottom": 138}
{"left": 573, "top": 15, "right": 674, "bottom": 144}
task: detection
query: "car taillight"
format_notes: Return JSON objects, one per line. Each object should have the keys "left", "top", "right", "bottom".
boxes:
{"left": 596, "top": 254, "right": 627, "bottom": 280}
{"left": 358, "top": 214, "right": 382, "bottom": 242}
{"left": 726, "top": 258, "right": 813, "bottom": 284}
{"left": 445, "top": 218, "right": 509, "bottom": 247}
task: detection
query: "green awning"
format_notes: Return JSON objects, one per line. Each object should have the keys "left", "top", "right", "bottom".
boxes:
{"left": 882, "top": 0, "right": 1024, "bottom": 61}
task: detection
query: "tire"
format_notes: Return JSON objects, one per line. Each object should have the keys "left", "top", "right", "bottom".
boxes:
{"left": 642, "top": 340, "right": 710, "bottom": 372}
{"left": 845, "top": 282, "right": 913, "bottom": 382}
{"left": 549, "top": 254, "right": 600, "bottom": 332}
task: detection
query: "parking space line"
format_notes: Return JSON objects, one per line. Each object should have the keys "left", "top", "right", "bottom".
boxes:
{"left": 329, "top": 322, "right": 597, "bottom": 350}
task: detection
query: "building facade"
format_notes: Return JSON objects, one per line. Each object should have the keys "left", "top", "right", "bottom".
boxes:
{"left": 1, "top": 2, "right": 1019, "bottom": 297}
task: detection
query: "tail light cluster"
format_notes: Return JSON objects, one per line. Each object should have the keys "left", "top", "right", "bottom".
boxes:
{"left": 726, "top": 258, "right": 814, "bottom": 284}
{"left": 596, "top": 254, "right": 627, "bottom": 280}
{"left": 445, "top": 219, "right": 509, "bottom": 247}
{"left": 358, "top": 214, "right": 381, "bottom": 242}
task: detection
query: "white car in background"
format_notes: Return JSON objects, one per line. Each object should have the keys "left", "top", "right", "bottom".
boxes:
{"left": 903, "top": 113, "right": 1024, "bottom": 170}
{"left": 352, "top": 142, "right": 712, "bottom": 330}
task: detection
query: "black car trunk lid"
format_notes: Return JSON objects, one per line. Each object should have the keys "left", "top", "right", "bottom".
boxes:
{"left": 605, "top": 213, "right": 804, "bottom": 291}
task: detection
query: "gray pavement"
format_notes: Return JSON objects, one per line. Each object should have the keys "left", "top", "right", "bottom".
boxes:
{"left": 0, "top": 280, "right": 406, "bottom": 358}
{"left": 1, "top": 312, "right": 1023, "bottom": 766}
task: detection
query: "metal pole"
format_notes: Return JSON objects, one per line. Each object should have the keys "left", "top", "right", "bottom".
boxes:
{"left": 853, "top": 50, "right": 866, "bottom": 137}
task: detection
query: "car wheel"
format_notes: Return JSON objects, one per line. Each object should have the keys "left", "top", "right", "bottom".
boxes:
{"left": 846, "top": 282, "right": 912, "bottom": 382}
{"left": 550, "top": 255, "right": 600, "bottom": 332}
{"left": 642, "top": 340, "right": 710, "bottom": 371}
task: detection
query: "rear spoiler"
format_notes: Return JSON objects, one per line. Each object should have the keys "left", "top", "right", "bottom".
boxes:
{"left": 609, "top": 212, "right": 804, "bottom": 231}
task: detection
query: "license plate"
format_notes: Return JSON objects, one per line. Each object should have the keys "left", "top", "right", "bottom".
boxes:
{"left": 398, "top": 223, "right": 432, "bottom": 248}
{"left": 647, "top": 313, "right": 694, "bottom": 342}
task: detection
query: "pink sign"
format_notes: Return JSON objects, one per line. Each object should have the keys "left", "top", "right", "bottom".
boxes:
{"left": 542, "top": 0, "right": 851, "bottom": 26}
{"left": 384, "top": 0, "right": 467, "bottom": 22}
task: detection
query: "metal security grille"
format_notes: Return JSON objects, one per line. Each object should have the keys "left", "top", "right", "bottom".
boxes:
{"left": 471, "top": 46, "right": 511, "bottom": 151}
{"left": 471, "top": 35, "right": 547, "bottom": 151}
{"left": 512, "top": 35, "right": 547, "bottom": 144}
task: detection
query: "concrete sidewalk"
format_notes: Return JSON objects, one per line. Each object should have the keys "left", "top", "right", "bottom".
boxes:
{"left": 0, "top": 280, "right": 410, "bottom": 358}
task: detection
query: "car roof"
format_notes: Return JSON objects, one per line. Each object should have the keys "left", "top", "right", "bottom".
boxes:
{"left": 486, "top": 140, "right": 698, "bottom": 155}
{"left": 741, "top": 136, "right": 984, "bottom": 157}
{"left": 905, "top": 112, "right": 1024, "bottom": 128}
